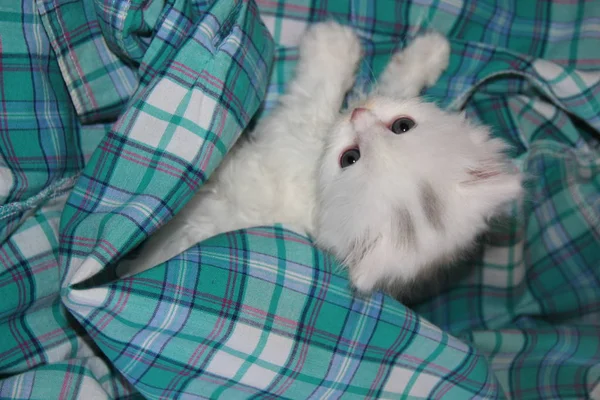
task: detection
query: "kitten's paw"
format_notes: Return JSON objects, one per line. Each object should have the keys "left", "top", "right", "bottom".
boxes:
{"left": 299, "top": 21, "right": 362, "bottom": 90}
{"left": 395, "top": 32, "right": 451, "bottom": 86}
{"left": 350, "top": 272, "right": 377, "bottom": 295}
{"left": 349, "top": 263, "right": 381, "bottom": 295}
{"left": 378, "top": 32, "right": 450, "bottom": 96}
{"left": 300, "top": 21, "right": 362, "bottom": 66}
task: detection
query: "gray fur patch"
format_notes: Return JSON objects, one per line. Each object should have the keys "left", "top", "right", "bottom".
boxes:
{"left": 420, "top": 181, "right": 444, "bottom": 231}
{"left": 396, "top": 207, "right": 417, "bottom": 248}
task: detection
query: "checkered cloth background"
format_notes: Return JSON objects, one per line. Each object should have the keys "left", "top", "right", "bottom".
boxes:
{"left": 1, "top": 0, "right": 599, "bottom": 398}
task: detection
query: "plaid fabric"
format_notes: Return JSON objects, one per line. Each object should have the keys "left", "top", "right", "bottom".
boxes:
{"left": 1, "top": 0, "right": 599, "bottom": 399}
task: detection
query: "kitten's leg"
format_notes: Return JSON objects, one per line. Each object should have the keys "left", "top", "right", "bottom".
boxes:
{"left": 288, "top": 21, "right": 362, "bottom": 117}
{"left": 376, "top": 32, "right": 450, "bottom": 99}
{"left": 256, "top": 21, "right": 362, "bottom": 138}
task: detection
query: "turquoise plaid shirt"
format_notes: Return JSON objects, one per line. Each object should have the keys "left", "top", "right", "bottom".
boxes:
{"left": 1, "top": 0, "right": 599, "bottom": 398}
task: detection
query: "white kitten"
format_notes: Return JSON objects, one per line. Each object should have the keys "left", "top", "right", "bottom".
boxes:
{"left": 118, "top": 22, "right": 522, "bottom": 300}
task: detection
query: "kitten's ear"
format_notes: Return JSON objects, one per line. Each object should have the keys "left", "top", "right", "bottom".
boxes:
{"left": 459, "top": 131, "right": 523, "bottom": 215}
{"left": 460, "top": 159, "right": 522, "bottom": 216}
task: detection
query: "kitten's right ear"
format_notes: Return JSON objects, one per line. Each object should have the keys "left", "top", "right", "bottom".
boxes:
{"left": 460, "top": 160, "right": 523, "bottom": 216}
{"left": 460, "top": 129, "right": 522, "bottom": 213}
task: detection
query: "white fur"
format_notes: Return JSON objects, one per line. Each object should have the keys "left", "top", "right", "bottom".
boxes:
{"left": 118, "top": 22, "right": 522, "bottom": 298}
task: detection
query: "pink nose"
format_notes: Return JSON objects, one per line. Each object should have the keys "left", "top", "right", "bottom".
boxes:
{"left": 350, "top": 107, "right": 367, "bottom": 122}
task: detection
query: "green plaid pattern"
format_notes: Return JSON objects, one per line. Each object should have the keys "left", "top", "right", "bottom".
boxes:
{"left": 1, "top": 0, "right": 599, "bottom": 398}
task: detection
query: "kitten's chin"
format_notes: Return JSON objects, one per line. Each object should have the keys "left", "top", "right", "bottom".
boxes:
{"left": 317, "top": 216, "right": 485, "bottom": 304}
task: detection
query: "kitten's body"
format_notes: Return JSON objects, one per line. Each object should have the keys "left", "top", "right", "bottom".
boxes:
{"left": 118, "top": 23, "right": 358, "bottom": 278}
{"left": 119, "top": 22, "right": 521, "bottom": 299}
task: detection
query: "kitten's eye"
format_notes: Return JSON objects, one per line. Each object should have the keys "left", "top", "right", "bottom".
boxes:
{"left": 339, "top": 148, "right": 360, "bottom": 168}
{"left": 390, "top": 117, "right": 416, "bottom": 134}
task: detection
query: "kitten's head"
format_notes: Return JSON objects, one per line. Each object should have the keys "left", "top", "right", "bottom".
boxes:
{"left": 315, "top": 96, "right": 522, "bottom": 299}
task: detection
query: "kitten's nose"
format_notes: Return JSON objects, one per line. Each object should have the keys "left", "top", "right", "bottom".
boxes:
{"left": 350, "top": 107, "right": 368, "bottom": 122}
